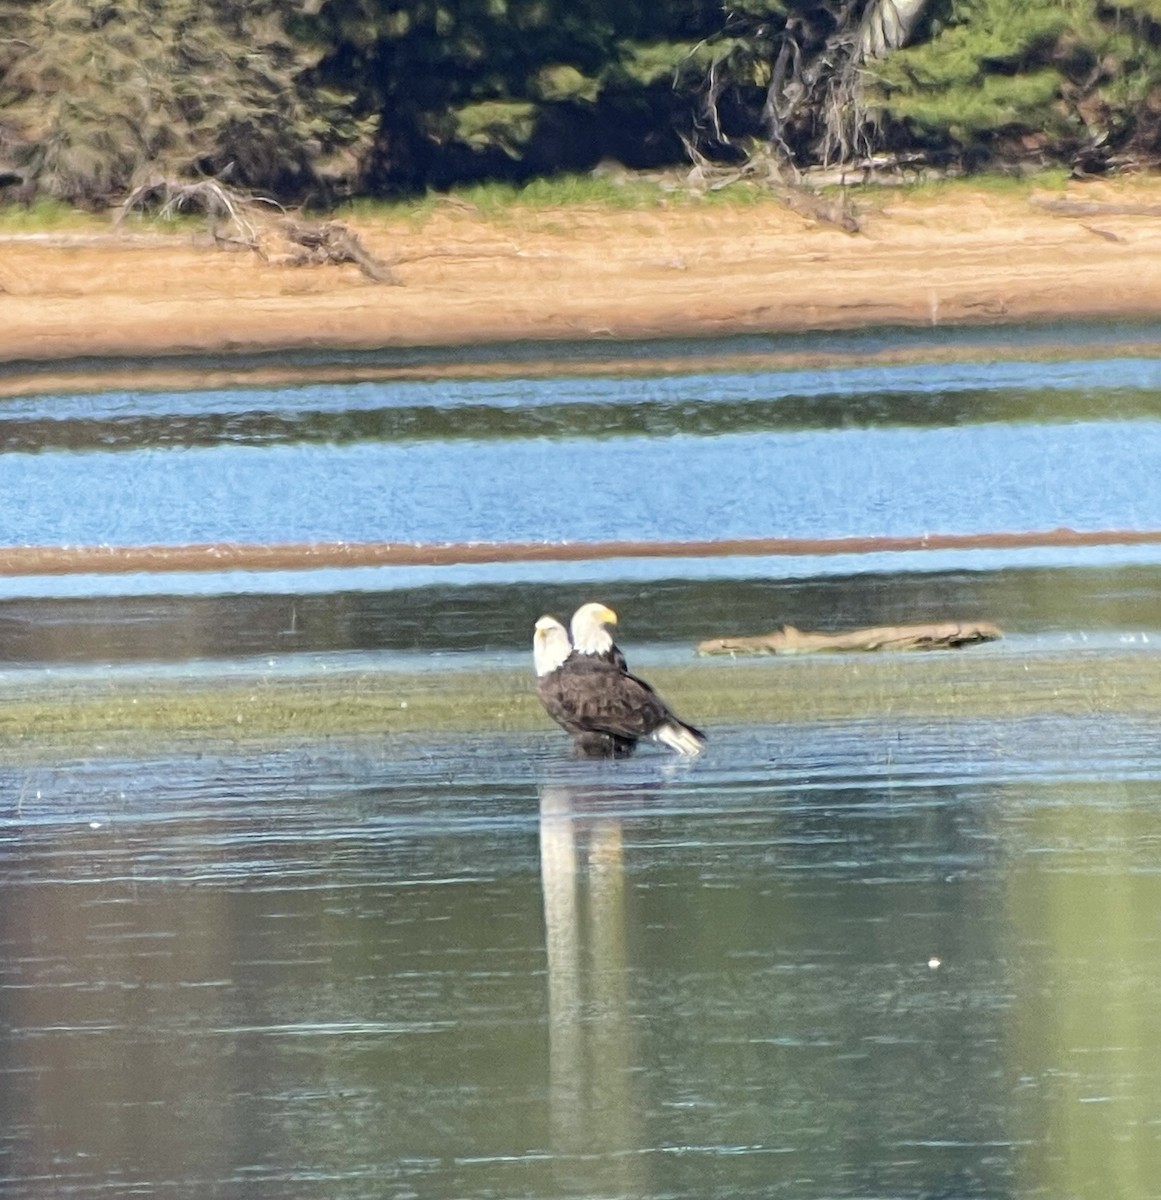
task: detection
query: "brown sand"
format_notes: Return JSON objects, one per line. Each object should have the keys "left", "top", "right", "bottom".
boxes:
{"left": 2, "top": 529, "right": 1161, "bottom": 577}
{"left": 4, "top": 176, "right": 1161, "bottom": 573}
{"left": 4, "top": 176, "right": 1161, "bottom": 395}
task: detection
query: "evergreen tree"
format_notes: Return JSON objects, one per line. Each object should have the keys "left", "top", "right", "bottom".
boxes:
{"left": 309, "top": 0, "right": 720, "bottom": 193}
{"left": 0, "top": 0, "right": 362, "bottom": 204}
{"left": 867, "top": 0, "right": 1161, "bottom": 171}
{"left": 5, "top": 0, "right": 1161, "bottom": 205}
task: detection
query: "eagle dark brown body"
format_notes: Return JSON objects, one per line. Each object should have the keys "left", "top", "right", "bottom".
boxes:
{"left": 533, "top": 608, "right": 705, "bottom": 758}
{"left": 537, "top": 653, "right": 704, "bottom": 756}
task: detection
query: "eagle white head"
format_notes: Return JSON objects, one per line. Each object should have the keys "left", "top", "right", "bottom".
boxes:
{"left": 533, "top": 615, "right": 571, "bottom": 677}
{"left": 570, "top": 602, "right": 618, "bottom": 658}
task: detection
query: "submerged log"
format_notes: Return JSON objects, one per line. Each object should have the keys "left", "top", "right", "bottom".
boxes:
{"left": 697, "top": 621, "right": 1002, "bottom": 656}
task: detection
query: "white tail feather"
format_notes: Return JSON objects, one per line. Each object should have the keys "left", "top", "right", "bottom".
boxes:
{"left": 653, "top": 721, "right": 705, "bottom": 756}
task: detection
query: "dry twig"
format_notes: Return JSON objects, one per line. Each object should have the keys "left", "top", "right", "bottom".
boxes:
{"left": 679, "top": 139, "right": 861, "bottom": 232}
{"left": 276, "top": 219, "right": 400, "bottom": 283}
{"left": 116, "top": 178, "right": 400, "bottom": 283}
{"left": 117, "top": 178, "right": 274, "bottom": 245}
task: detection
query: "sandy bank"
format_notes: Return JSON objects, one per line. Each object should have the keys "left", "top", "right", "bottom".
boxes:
{"left": 3, "top": 177, "right": 1161, "bottom": 394}
{"left": 2, "top": 529, "right": 1161, "bottom": 578}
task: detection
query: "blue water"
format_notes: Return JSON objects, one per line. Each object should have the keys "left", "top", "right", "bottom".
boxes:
{"left": 3, "top": 356, "right": 1161, "bottom": 549}
{"left": 1, "top": 419, "right": 1155, "bottom": 545}
{"left": 11, "top": 355, "right": 1161, "bottom": 422}
{"left": 5, "top": 335, "right": 1161, "bottom": 1199}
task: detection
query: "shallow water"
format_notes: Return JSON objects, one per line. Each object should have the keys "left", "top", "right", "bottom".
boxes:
{"left": 5, "top": 329, "right": 1161, "bottom": 1198}
{"left": 2, "top": 563, "right": 1161, "bottom": 668}
{"left": 5, "top": 352, "right": 1161, "bottom": 552}
{"left": 3, "top": 719, "right": 1161, "bottom": 1199}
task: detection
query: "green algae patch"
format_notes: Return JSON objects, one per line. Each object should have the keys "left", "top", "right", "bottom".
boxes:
{"left": 679, "top": 650, "right": 1155, "bottom": 724}
{"left": 0, "top": 648, "right": 1157, "bottom": 760}
{"left": 0, "top": 669, "right": 537, "bottom": 757}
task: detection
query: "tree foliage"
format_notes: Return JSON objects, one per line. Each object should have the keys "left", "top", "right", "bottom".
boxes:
{"left": 307, "top": 0, "right": 720, "bottom": 192}
{"left": 0, "top": 0, "right": 362, "bottom": 205}
{"left": 3, "top": 0, "right": 1161, "bottom": 207}
{"left": 870, "top": 0, "right": 1161, "bottom": 170}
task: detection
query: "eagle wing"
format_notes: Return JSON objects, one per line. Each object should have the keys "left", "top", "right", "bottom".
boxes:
{"left": 544, "top": 658, "right": 669, "bottom": 739}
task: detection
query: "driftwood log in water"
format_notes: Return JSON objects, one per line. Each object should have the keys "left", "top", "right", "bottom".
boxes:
{"left": 697, "top": 621, "right": 1002, "bottom": 656}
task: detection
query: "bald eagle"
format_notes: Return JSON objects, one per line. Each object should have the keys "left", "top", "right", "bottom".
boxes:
{"left": 532, "top": 608, "right": 706, "bottom": 757}
{"left": 569, "top": 601, "right": 628, "bottom": 671}
{"left": 534, "top": 615, "right": 636, "bottom": 757}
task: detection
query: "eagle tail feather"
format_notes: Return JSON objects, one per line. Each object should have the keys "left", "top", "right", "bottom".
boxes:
{"left": 654, "top": 720, "right": 706, "bottom": 756}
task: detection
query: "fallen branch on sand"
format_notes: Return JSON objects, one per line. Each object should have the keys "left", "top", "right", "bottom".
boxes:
{"left": 271, "top": 219, "right": 400, "bottom": 283}
{"left": 117, "top": 177, "right": 270, "bottom": 243}
{"left": 697, "top": 621, "right": 1002, "bottom": 656}
{"left": 679, "top": 139, "right": 862, "bottom": 233}
{"left": 116, "top": 178, "right": 399, "bottom": 282}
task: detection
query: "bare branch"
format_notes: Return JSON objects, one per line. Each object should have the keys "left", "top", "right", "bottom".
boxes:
{"left": 115, "top": 177, "right": 401, "bottom": 283}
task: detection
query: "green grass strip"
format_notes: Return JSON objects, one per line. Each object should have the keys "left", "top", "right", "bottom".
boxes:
{"left": 0, "top": 649, "right": 1153, "bottom": 760}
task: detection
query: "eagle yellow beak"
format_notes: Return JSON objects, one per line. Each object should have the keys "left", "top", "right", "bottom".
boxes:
{"left": 596, "top": 604, "right": 618, "bottom": 626}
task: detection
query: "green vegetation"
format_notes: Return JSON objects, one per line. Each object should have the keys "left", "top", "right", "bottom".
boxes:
{"left": 0, "top": 0, "right": 362, "bottom": 206}
{"left": 434, "top": 173, "right": 671, "bottom": 214}
{"left": 0, "top": 649, "right": 1157, "bottom": 761}
{"left": 872, "top": 0, "right": 1161, "bottom": 169}
{"left": 891, "top": 166, "right": 1072, "bottom": 201}
{"left": 2, "top": 1, "right": 1161, "bottom": 207}
{"left": 0, "top": 197, "right": 98, "bottom": 229}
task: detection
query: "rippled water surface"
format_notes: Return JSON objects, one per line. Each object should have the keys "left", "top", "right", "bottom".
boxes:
{"left": 5, "top": 329, "right": 1161, "bottom": 1198}
{"left": 5, "top": 721, "right": 1161, "bottom": 1200}
{"left": 5, "top": 349, "right": 1161, "bottom": 551}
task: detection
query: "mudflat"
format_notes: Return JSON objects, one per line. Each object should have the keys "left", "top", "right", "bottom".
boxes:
{"left": 3, "top": 176, "right": 1161, "bottom": 394}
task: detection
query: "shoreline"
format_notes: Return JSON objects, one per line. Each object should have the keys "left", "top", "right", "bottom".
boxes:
{"left": 3, "top": 528, "right": 1161, "bottom": 577}
{"left": 5, "top": 328, "right": 1161, "bottom": 401}
{"left": 4, "top": 177, "right": 1161, "bottom": 390}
